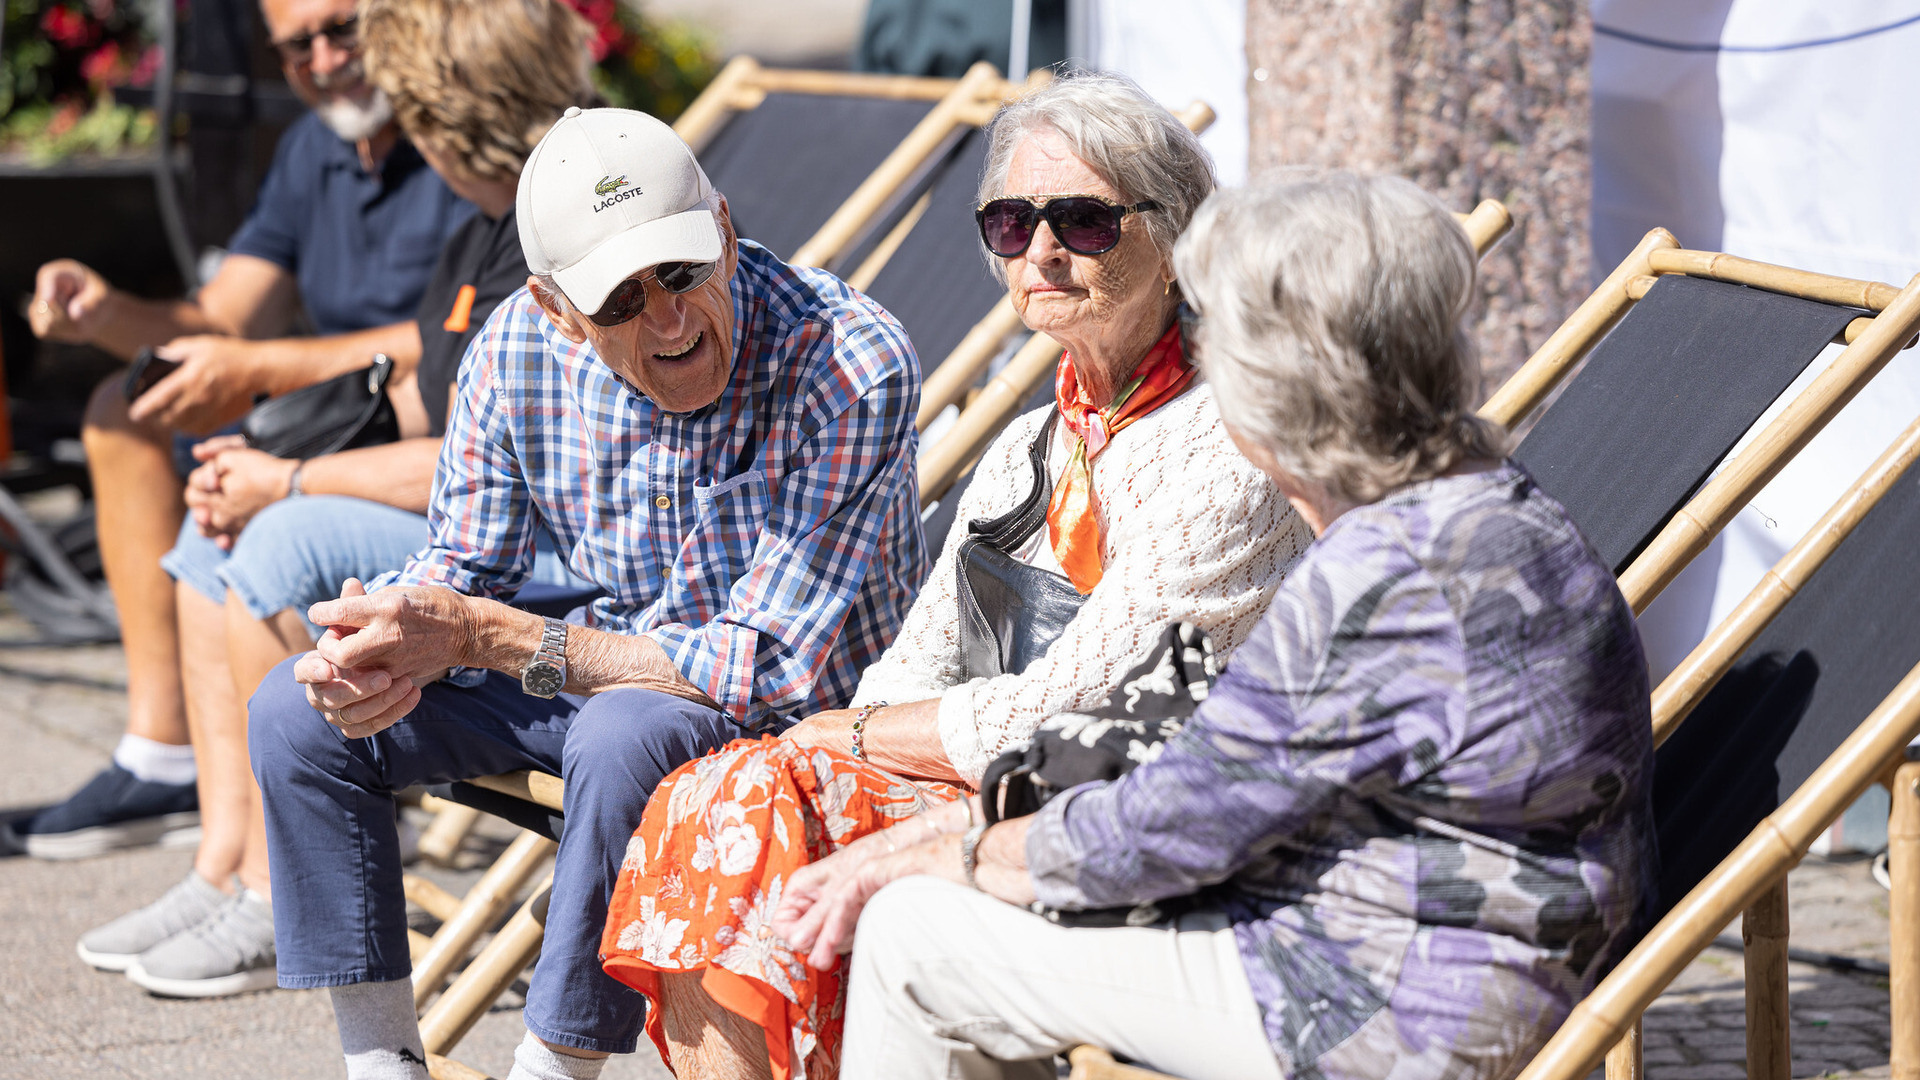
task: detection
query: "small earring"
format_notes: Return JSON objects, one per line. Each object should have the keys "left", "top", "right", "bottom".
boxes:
{"left": 1163, "top": 279, "right": 1173, "bottom": 296}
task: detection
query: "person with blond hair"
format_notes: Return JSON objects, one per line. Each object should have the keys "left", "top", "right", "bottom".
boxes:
{"left": 10, "top": 0, "right": 471, "bottom": 865}
{"left": 64, "top": 0, "right": 594, "bottom": 1004}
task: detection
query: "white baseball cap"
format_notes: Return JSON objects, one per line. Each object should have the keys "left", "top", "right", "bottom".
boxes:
{"left": 516, "top": 106, "right": 721, "bottom": 317}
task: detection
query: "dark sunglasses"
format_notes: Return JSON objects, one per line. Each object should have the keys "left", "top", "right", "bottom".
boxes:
{"left": 975, "top": 194, "right": 1161, "bottom": 258}
{"left": 273, "top": 15, "right": 359, "bottom": 64}
{"left": 588, "top": 260, "right": 721, "bottom": 327}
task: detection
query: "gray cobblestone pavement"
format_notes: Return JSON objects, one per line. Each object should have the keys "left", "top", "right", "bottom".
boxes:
{"left": 0, "top": 603, "right": 1901, "bottom": 1078}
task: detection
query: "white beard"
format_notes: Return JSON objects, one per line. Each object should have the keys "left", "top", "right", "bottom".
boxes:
{"left": 315, "top": 89, "right": 394, "bottom": 143}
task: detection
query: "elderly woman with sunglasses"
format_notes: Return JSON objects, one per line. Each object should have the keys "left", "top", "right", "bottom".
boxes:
{"left": 599, "top": 73, "right": 1312, "bottom": 1080}
{"left": 769, "top": 173, "right": 1658, "bottom": 1080}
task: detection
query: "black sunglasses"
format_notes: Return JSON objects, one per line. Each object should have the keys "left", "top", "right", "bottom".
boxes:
{"left": 273, "top": 15, "right": 359, "bottom": 64}
{"left": 975, "top": 194, "right": 1161, "bottom": 258}
{"left": 588, "top": 261, "right": 720, "bottom": 327}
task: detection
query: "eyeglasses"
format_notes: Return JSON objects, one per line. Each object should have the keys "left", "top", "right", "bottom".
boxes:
{"left": 975, "top": 194, "right": 1161, "bottom": 258}
{"left": 273, "top": 15, "right": 360, "bottom": 65}
{"left": 588, "top": 261, "right": 721, "bottom": 327}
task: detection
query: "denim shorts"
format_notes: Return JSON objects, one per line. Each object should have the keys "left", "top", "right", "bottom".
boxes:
{"left": 161, "top": 495, "right": 592, "bottom": 641}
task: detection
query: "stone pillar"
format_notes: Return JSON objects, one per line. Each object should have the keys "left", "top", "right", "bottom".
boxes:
{"left": 1245, "top": 0, "right": 1591, "bottom": 388}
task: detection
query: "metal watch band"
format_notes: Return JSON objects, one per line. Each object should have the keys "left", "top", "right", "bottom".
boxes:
{"left": 960, "top": 822, "right": 990, "bottom": 890}
{"left": 534, "top": 616, "right": 568, "bottom": 666}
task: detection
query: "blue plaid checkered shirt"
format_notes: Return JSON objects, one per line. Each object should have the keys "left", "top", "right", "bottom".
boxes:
{"left": 373, "top": 240, "right": 929, "bottom": 729}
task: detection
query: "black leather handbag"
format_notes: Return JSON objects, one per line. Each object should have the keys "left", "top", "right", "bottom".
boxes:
{"left": 240, "top": 353, "right": 400, "bottom": 460}
{"left": 956, "top": 409, "right": 1087, "bottom": 679}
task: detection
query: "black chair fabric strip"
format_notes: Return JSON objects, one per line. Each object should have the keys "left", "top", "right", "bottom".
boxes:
{"left": 1653, "top": 464, "right": 1920, "bottom": 914}
{"left": 1514, "top": 274, "right": 1861, "bottom": 573}
{"left": 427, "top": 781, "right": 565, "bottom": 844}
{"left": 696, "top": 93, "right": 934, "bottom": 261}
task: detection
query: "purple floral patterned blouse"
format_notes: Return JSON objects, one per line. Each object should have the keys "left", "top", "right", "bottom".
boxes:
{"left": 1026, "top": 462, "right": 1656, "bottom": 1079}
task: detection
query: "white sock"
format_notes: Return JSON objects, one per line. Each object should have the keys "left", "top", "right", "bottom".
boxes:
{"left": 112, "top": 733, "right": 197, "bottom": 786}
{"left": 509, "top": 1032, "right": 608, "bottom": 1080}
{"left": 330, "top": 980, "right": 429, "bottom": 1080}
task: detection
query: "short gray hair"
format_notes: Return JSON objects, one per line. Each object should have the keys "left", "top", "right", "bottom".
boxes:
{"left": 1173, "top": 172, "right": 1507, "bottom": 504}
{"left": 978, "top": 72, "right": 1215, "bottom": 282}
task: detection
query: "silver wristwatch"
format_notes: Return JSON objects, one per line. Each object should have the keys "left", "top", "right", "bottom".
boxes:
{"left": 520, "top": 616, "right": 569, "bottom": 698}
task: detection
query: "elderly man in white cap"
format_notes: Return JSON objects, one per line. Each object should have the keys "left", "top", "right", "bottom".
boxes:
{"left": 246, "top": 107, "right": 926, "bottom": 1080}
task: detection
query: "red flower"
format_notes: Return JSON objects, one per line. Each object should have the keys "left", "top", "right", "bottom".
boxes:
{"left": 40, "top": 5, "right": 102, "bottom": 50}
{"left": 81, "top": 42, "right": 123, "bottom": 88}
{"left": 129, "top": 44, "right": 162, "bottom": 88}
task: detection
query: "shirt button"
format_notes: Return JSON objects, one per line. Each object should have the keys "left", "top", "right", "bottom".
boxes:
{"left": 653, "top": 494, "right": 671, "bottom": 509}
{"left": 660, "top": 566, "right": 671, "bottom": 578}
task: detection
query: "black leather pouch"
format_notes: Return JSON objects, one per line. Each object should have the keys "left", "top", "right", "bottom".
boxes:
{"left": 240, "top": 354, "right": 400, "bottom": 460}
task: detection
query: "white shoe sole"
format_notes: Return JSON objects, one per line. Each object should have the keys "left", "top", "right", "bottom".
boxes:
{"left": 76, "top": 940, "right": 141, "bottom": 972}
{"left": 18, "top": 812, "right": 200, "bottom": 861}
{"left": 125, "top": 960, "right": 278, "bottom": 998}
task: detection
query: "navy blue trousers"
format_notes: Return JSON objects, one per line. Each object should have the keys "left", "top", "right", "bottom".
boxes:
{"left": 249, "top": 659, "right": 741, "bottom": 1053}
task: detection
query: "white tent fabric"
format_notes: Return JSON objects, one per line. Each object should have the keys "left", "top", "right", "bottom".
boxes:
{"left": 1075, "top": 0, "right": 1249, "bottom": 186}
{"left": 1592, "top": 1, "right": 1920, "bottom": 682}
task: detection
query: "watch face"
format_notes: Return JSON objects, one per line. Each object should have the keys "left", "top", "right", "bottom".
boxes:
{"left": 523, "top": 661, "right": 565, "bottom": 698}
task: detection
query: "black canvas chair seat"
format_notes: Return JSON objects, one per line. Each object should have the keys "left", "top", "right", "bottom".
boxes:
{"left": 697, "top": 92, "right": 935, "bottom": 260}
{"left": 1514, "top": 274, "right": 1861, "bottom": 573}
{"left": 1653, "top": 463, "right": 1920, "bottom": 913}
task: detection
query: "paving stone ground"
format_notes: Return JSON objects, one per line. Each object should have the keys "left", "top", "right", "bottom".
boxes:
{"left": 0, "top": 598, "right": 1902, "bottom": 1079}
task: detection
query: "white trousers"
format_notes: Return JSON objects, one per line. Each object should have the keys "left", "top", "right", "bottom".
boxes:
{"left": 839, "top": 876, "right": 1284, "bottom": 1080}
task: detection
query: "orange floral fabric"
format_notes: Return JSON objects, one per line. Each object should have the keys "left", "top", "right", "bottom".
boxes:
{"left": 1049, "top": 320, "right": 1195, "bottom": 593}
{"left": 601, "top": 736, "right": 964, "bottom": 1080}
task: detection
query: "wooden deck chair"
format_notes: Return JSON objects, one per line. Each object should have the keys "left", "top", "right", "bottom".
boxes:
{"left": 1500, "top": 394, "right": 1920, "bottom": 1080}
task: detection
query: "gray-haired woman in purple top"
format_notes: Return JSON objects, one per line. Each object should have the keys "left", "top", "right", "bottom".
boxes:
{"left": 770, "top": 172, "right": 1656, "bottom": 1080}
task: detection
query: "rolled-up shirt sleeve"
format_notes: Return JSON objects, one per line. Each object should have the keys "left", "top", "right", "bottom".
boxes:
{"left": 1025, "top": 530, "right": 1464, "bottom": 911}
{"left": 370, "top": 316, "right": 537, "bottom": 598}
{"left": 643, "top": 318, "right": 922, "bottom": 724}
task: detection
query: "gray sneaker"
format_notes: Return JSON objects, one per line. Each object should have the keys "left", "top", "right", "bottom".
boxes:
{"left": 76, "top": 871, "right": 228, "bottom": 972}
{"left": 126, "top": 888, "right": 277, "bottom": 998}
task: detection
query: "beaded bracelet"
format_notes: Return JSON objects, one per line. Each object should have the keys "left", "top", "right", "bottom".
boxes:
{"left": 850, "top": 700, "right": 886, "bottom": 760}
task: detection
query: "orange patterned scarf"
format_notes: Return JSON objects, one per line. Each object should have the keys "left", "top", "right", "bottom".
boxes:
{"left": 1049, "top": 320, "right": 1194, "bottom": 593}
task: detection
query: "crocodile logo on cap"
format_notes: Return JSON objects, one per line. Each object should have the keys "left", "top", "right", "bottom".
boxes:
{"left": 594, "top": 175, "right": 629, "bottom": 196}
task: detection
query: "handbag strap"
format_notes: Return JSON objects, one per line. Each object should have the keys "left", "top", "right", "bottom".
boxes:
{"left": 966, "top": 408, "right": 1058, "bottom": 550}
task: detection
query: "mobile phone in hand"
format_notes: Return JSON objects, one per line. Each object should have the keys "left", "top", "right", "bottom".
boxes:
{"left": 123, "top": 347, "right": 182, "bottom": 403}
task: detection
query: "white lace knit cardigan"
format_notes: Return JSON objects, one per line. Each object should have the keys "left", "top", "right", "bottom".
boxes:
{"left": 853, "top": 381, "right": 1313, "bottom": 784}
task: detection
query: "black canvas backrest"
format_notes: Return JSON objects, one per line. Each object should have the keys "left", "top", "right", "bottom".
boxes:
{"left": 1514, "top": 275, "right": 1860, "bottom": 572}
{"left": 862, "top": 129, "right": 1006, "bottom": 377}
{"left": 696, "top": 92, "right": 936, "bottom": 260}
{"left": 1652, "top": 462, "right": 1920, "bottom": 914}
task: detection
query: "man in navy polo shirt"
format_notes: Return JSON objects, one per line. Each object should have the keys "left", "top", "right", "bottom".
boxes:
{"left": 16, "top": 0, "right": 471, "bottom": 861}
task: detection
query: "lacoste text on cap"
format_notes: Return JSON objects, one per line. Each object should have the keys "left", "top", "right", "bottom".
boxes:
{"left": 516, "top": 106, "right": 720, "bottom": 316}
